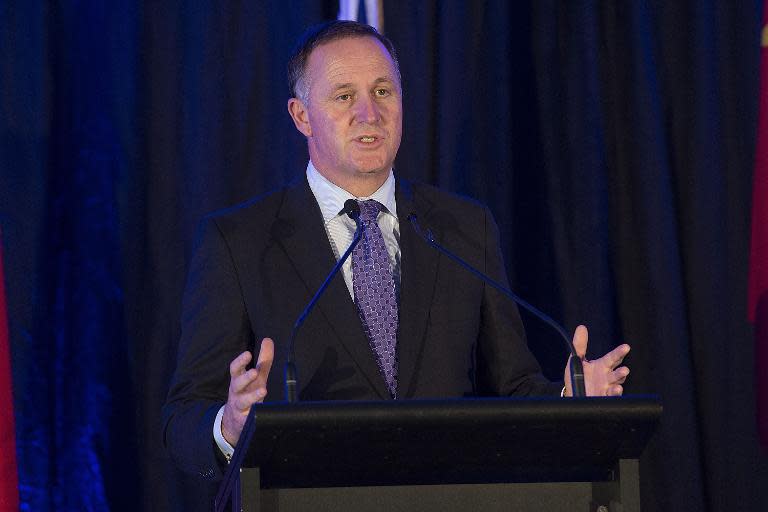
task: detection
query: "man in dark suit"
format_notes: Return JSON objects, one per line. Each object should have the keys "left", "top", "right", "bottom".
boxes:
{"left": 163, "top": 20, "right": 630, "bottom": 481}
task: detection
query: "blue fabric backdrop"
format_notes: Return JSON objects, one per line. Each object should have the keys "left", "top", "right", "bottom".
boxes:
{"left": 1, "top": 1, "right": 767, "bottom": 510}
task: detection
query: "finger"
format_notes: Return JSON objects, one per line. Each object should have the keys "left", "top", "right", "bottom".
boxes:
{"left": 253, "top": 338, "right": 275, "bottom": 390}
{"left": 610, "top": 366, "right": 630, "bottom": 384}
{"left": 232, "top": 339, "right": 275, "bottom": 398}
{"left": 231, "top": 367, "right": 260, "bottom": 394}
{"left": 571, "top": 325, "right": 589, "bottom": 359}
{"left": 229, "top": 351, "right": 253, "bottom": 378}
{"left": 233, "top": 387, "right": 268, "bottom": 411}
{"left": 606, "top": 384, "right": 623, "bottom": 396}
{"left": 600, "top": 344, "right": 631, "bottom": 370}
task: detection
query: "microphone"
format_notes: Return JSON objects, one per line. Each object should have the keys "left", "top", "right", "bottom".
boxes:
{"left": 284, "top": 199, "right": 362, "bottom": 402}
{"left": 407, "top": 213, "right": 586, "bottom": 397}
{"left": 216, "top": 201, "right": 361, "bottom": 511}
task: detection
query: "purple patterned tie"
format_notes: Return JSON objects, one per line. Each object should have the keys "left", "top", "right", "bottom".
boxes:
{"left": 352, "top": 200, "right": 398, "bottom": 398}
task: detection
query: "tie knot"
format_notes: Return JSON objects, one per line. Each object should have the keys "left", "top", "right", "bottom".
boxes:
{"left": 357, "top": 200, "right": 384, "bottom": 223}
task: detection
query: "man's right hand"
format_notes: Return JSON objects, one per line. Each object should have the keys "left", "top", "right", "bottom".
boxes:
{"left": 221, "top": 338, "right": 274, "bottom": 446}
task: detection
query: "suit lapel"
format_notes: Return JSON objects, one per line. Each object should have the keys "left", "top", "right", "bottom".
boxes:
{"left": 395, "top": 179, "right": 440, "bottom": 397}
{"left": 275, "top": 178, "right": 389, "bottom": 399}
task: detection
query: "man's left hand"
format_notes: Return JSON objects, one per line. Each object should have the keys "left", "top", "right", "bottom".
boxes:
{"left": 563, "top": 325, "right": 630, "bottom": 397}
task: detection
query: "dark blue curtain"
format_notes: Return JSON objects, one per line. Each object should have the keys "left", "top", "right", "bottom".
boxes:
{"left": 1, "top": 1, "right": 766, "bottom": 510}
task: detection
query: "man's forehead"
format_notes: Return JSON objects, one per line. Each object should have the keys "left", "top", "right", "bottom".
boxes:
{"left": 308, "top": 36, "right": 397, "bottom": 77}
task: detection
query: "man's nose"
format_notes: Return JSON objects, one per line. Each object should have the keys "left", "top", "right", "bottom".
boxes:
{"left": 354, "top": 94, "right": 381, "bottom": 123}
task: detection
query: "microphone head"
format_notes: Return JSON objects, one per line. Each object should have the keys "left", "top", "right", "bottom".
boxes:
{"left": 408, "top": 212, "right": 428, "bottom": 240}
{"left": 343, "top": 199, "right": 361, "bottom": 221}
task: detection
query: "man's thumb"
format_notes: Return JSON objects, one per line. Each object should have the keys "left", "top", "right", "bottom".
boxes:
{"left": 571, "top": 325, "right": 589, "bottom": 359}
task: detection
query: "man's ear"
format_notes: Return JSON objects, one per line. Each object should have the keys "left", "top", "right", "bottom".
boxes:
{"left": 287, "top": 98, "right": 312, "bottom": 137}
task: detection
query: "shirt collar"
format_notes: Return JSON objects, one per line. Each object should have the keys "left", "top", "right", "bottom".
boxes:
{"left": 306, "top": 161, "right": 397, "bottom": 223}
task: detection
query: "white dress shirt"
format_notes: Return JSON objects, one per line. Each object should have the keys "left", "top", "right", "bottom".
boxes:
{"left": 305, "top": 161, "right": 401, "bottom": 298}
{"left": 213, "top": 162, "right": 401, "bottom": 460}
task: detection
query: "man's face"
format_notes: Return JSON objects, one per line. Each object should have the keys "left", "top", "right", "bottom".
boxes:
{"left": 288, "top": 36, "right": 403, "bottom": 194}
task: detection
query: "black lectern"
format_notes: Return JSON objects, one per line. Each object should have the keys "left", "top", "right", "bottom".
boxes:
{"left": 215, "top": 396, "right": 660, "bottom": 512}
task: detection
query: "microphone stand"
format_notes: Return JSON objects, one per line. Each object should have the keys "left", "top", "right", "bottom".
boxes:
{"left": 284, "top": 204, "right": 362, "bottom": 402}
{"left": 407, "top": 214, "right": 586, "bottom": 397}
{"left": 215, "top": 201, "right": 362, "bottom": 512}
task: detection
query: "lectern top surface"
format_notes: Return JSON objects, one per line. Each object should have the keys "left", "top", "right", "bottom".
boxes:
{"left": 237, "top": 396, "right": 660, "bottom": 488}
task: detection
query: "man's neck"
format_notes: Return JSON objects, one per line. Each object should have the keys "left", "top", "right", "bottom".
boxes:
{"left": 312, "top": 166, "right": 390, "bottom": 198}
{"left": 341, "top": 178, "right": 389, "bottom": 198}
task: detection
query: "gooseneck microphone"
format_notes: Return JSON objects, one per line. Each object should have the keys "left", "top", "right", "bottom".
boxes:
{"left": 284, "top": 199, "right": 362, "bottom": 402}
{"left": 407, "top": 213, "right": 586, "bottom": 397}
{"left": 216, "top": 201, "right": 362, "bottom": 512}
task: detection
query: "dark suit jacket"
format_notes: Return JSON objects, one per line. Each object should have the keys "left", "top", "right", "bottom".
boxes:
{"left": 162, "top": 176, "right": 561, "bottom": 480}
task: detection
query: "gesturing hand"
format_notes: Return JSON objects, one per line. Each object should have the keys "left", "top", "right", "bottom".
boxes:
{"left": 221, "top": 338, "right": 274, "bottom": 446}
{"left": 563, "top": 325, "right": 630, "bottom": 397}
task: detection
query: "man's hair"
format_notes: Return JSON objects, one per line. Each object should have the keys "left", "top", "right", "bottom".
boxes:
{"left": 287, "top": 20, "right": 401, "bottom": 103}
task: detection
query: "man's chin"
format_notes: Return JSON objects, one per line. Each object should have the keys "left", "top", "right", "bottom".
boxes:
{"left": 356, "top": 167, "right": 387, "bottom": 176}
{"left": 352, "top": 160, "right": 391, "bottom": 176}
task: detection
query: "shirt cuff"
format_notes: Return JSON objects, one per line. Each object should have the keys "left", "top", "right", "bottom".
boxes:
{"left": 560, "top": 386, "right": 566, "bottom": 397}
{"left": 213, "top": 405, "right": 235, "bottom": 462}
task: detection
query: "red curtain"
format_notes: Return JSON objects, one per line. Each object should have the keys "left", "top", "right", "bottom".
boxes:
{"left": 0, "top": 229, "right": 19, "bottom": 510}
{"left": 749, "top": 3, "right": 768, "bottom": 449}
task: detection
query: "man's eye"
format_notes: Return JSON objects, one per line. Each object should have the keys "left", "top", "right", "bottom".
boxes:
{"left": 336, "top": 93, "right": 352, "bottom": 101}
{"left": 375, "top": 88, "right": 390, "bottom": 97}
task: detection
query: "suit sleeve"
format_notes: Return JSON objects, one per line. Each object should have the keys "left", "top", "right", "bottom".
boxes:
{"left": 475, "top": 206, "right": 563, "bottom": 396}
{"left": 162, "top": 217, "right": 253, "bottom": 481}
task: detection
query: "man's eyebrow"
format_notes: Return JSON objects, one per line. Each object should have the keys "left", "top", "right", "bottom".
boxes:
{"left": 331, "top": 82, "right": 354, "bottom": 91}
{"left": 330, "top": 77, "right": 395, "bottom": 91}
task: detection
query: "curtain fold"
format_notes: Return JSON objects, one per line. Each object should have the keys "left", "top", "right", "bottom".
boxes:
{"left": 1, "top": 1, "right": 766, "bottom": 510}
